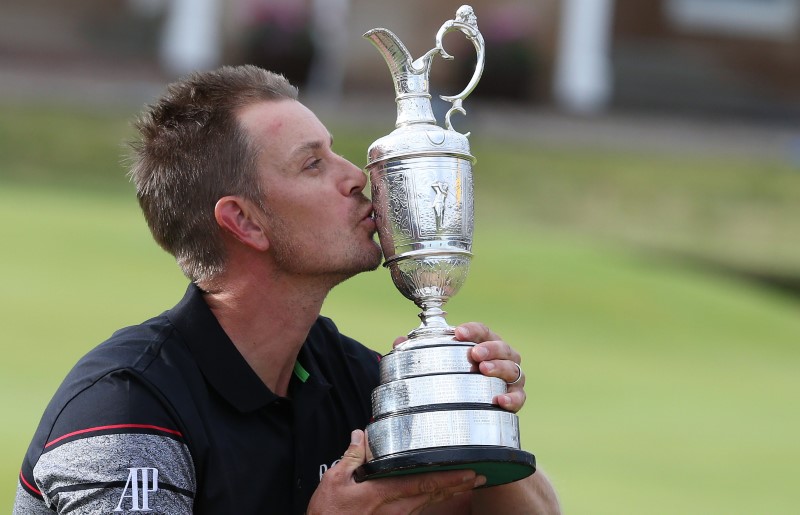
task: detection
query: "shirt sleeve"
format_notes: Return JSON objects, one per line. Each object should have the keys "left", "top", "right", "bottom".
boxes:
{"left": 15, "top": 369, "right": 195, "bottom": 514}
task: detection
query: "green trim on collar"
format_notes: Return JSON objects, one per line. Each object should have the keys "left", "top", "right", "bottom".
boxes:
{"left": 293, "top": 360, "right": 310, "bottom": 383}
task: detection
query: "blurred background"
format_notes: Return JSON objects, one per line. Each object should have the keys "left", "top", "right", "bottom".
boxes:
{"left": 2, "top": 0, "right": 799, "bottom": 513}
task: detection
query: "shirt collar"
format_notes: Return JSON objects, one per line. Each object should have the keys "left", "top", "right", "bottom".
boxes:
{"left": 288, "top": 322, "right": 333, "bottom": 421}
{"left": 167, "top": 283, "right": 278, "bottom": 413}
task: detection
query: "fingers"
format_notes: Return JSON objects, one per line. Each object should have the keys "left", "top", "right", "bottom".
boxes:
{"left": 311, "top": 432, "right": 484, "bottom": 514}
{"left": 457, "top": 322, "right": 527, "bottom": 413}
{"left": 467, "top": 338, "right": 521, "bottom": 368}
{"left": 381, "top": 475, "right": 480, "bottom": 514}
{"left": 392, "top": 335, "right": 408, "bottom": 349}
{"left": 462, "top": 327, "right": 521, "bottom": 378}
{"left": 331, "top": 430, "right": 367, "bottom": 478}
{"left": 495, "top": 383, "right": 527, "bottom": 413}
{"left": 454, "top": 322, "right": 501, "bottom": 344}
{"left": 376, "top": 470, "right": 483, "bottom": 508}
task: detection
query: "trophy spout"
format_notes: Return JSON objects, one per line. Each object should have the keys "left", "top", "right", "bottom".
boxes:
{"left": 363, "top": 28, "right": 437, "bottom": 128}
{"left": 362, "top": 29, "right": 414, "bottom": 86}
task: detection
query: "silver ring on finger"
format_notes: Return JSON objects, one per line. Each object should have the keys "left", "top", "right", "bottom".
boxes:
{"left": 507, "top": 362, "right": 523, "bottom": 385}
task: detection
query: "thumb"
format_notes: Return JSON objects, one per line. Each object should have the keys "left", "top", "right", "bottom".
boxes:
{"left": 337, "top": 430, "right": 368, "bottom": 472}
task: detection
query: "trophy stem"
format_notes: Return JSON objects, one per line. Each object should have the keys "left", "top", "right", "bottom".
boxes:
{"left": 409, "top": 298, "right": 454, "bottom": 339}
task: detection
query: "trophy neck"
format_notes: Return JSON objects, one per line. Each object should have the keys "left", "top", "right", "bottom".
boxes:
{"left": 395, "top": 94, "right": 436, "bottom": 128}
{"left": 408, "top": 299, "right": 455, "bottom": 340}
{"left": 393, "top": 53, "right": 437, "bottom": 127}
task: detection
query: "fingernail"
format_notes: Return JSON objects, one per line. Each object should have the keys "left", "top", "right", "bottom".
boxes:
{"left": 474, "top": 475, "right": 487, "bottom": 488}
{"left": 501, "top": 395, "right": 511, "bottom": 406}
{"left": 458, "top": 327, "right": 471, "bottom": 340}
{"left": 351, "top": 430, "right": 363, "bottom": 445}
{"left": 482, "top": 362, "right": 495, "bottom": 372}
{"left": 474, "top": 346, "right": 489, "bottom": 359}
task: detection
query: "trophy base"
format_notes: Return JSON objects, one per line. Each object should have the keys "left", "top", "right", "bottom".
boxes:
{"left": 354, "top": 446, "right": 536, "bottom": 488}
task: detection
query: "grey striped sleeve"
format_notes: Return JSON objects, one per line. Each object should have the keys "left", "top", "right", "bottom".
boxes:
{"left": 30, "top": 432, "right": 195, "bottom": 514}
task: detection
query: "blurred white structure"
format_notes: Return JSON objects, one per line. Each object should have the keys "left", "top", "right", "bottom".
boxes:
{"left": 665, "top": 0, "right": 800, "bottom": 41}
{"left": 160, "top": 0, "right": 221, "bottom": 76}
{"left": 306, "top": 0, "right": 351, "bottom": 101}
{"left": 553, "top": 0, "right": 615, "bottom": 115}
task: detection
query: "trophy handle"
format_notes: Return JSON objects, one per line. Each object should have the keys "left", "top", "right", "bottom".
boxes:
{"left": 431, "top": 5, "right": 486, "bottom": 133}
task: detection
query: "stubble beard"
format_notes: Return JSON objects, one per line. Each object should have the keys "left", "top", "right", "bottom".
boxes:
{"left": 267, "top": 215, "right": 383, "bottom": 285}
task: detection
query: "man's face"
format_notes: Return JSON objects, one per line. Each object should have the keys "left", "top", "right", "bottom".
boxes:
{"left": 237, "top": 100, "right": 382, "bottom": 283}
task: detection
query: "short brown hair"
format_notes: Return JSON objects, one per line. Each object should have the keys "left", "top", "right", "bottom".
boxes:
{"left": 129, "top": 65, "right": 298, "bottom": 282}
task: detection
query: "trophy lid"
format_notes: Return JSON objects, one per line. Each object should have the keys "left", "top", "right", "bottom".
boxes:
{"left": 366, "top": 125, "right": 474, "bottom": 168}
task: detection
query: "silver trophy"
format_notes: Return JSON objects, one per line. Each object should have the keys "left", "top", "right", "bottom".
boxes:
{"left": 356, "top": 6, "right": 536, "bottom": 487}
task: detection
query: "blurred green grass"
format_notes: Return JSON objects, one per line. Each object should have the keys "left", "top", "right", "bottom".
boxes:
{"left": 2, "top": 104, "right": 799, "bottom": 514}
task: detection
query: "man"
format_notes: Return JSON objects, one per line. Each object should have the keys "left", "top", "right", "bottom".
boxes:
{"left": 15, "top": 65, "right": 559, "bottom": 514}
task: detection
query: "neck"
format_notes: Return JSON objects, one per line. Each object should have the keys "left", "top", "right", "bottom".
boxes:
{"left": 200, "top": 268, "right": 332, "bottom": 397}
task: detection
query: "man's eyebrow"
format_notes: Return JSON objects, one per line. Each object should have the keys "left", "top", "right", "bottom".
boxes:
{"left": 291, "top": 134, "right": 335, "bottom": 157}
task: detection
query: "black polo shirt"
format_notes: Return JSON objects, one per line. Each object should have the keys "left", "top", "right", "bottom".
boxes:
{"left": 15, "top": 284, "right": 381, "bottom": 514}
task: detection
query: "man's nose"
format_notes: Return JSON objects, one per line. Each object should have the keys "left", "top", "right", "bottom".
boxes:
{"left": 340, "top": 156, "right": 368, "bottom": 196}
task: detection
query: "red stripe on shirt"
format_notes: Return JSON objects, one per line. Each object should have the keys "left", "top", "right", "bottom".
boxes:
{"left": 45, "top": 424, "right": 183, "bottom": 448}
{"left": 19, "top": 470, "right": 42, "bottom": 496}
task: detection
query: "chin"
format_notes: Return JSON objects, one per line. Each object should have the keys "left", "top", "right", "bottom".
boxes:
{"left": 352, "top": 254, "right": 382, "bottom": 275}
{"left": 366, "top": 246, "right": 383, "bottom": 270}
{"left": 349, "top": 252, "right": 382, "bottom": 278}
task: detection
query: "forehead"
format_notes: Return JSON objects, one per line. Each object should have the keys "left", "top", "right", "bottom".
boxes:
{"left": 237, "top": 99, "right": 329, "bottom": 155}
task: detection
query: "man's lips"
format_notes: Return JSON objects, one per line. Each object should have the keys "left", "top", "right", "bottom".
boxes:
{"left": 357, "top": 204, "right": 377, "bottom": 232}
{"left": 361, "top": 205, "right": 375, "bottom": 223}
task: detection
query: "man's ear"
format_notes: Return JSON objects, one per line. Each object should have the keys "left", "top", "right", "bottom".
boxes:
{"left": 214, "top": 196, "right": 270, "bottom": 251}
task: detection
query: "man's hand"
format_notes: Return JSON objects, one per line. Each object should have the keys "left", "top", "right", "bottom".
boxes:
{"left": 307, "top": 430, "right": 485, "bottom": 514}
{"left": 456, "top": 322, "right": 526, "bottom": 413}
{"left": 393, "top": 322, "right": 526, "bottom": 413}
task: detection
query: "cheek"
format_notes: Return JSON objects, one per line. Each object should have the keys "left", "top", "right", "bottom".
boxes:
{"left": 308, "top": 198, "right": 347, "bottom": 226}
{"left": 292, "top": 205, "right": 340, "bottom": 242}
{"left": 266, "top": 187, "right": 347, "bottom": 239}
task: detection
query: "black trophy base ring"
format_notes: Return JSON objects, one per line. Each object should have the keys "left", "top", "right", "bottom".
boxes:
{"left": 354, "top": 446, "right": 536, "bottom": 488}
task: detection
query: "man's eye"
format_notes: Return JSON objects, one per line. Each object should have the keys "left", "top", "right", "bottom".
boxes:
{"left": 305, "top": 158, "right": 322, "bottom": 170}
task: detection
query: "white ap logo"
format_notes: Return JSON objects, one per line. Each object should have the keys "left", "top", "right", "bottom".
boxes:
{"left": 115, "top": 467, "right": 159, "bottom": 512}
